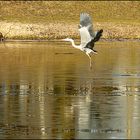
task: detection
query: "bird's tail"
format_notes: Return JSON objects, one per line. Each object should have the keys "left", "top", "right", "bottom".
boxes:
{"left": 93, "top": 29, "right": 103, "bottom": 42}
{"left": 93, "top": 49, "right": 98, "bottom": 54}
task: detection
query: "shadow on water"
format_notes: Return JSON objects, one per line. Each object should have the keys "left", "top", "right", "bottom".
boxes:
{"left": 0, "top": 41, "right": 140, "bottom": 139}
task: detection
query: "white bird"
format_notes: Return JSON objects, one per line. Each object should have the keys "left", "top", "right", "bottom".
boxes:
{"left": 62, "top": 13, "right": 103, "bottom": 69}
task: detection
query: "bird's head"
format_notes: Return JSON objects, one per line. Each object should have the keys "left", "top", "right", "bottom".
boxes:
{"left": 62, "top": 38, "right": 73, "bottom": 42}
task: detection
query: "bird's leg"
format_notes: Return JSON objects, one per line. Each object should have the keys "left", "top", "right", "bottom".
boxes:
{"left": 87, "top": 53, "right": 92, "bottom": 69}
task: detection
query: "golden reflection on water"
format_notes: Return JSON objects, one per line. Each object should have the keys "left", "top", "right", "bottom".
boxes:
{"left": 0, "top": 41, "right": 140, "bottom": 139}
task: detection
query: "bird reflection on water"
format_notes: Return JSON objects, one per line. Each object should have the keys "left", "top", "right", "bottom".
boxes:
{"left": 0, "top": 41, "right": 140, "bottom": 139}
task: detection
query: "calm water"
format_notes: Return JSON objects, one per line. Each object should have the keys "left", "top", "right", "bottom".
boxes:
{"left": 0, "top": 41, "right": 140, "bottom": 139}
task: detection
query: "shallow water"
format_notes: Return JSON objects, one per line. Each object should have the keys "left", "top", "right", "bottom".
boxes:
{"left": 0, "top": 41, "right": 140, "bottom": 139}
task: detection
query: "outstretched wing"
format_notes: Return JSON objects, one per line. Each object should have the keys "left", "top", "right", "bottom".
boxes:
{"left": 79, "top": 26, "right": 91, "bottom": 48}
{"left": 80, "top": 13, "right": 95, "bottom": 38}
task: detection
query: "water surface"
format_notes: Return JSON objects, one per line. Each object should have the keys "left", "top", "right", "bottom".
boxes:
{"left": 0, "top": 41, "right": 140, "bottom": 139}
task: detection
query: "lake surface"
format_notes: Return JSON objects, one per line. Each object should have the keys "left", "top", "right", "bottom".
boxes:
{"left": 0, "top": 41, "right": 140, "bottom": 139}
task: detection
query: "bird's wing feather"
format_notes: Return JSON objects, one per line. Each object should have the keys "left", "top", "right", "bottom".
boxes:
{"left": 80, "top": 13, "right": 95, "bottom": 38}
{"left": 79, "top": 27, "right": 91, "bottom": 48}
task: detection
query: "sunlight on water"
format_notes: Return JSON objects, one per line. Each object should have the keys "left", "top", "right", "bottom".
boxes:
{"left": 0, "top": 41, "right": 140, "bottom": 139}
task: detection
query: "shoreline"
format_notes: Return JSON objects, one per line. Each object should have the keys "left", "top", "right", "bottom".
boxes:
{"left": 0, "top": 21, "right": 140, "bottom": 41}
{"left": 2, "top": 38, "right": 140, "bottom": 43}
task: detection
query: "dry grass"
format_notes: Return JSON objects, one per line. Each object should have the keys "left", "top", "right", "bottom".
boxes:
{"left": 0, "top": 21, "right": 140, "bottom": 40}
{"left": 0, "top": 1, "right": 140, "bottom": 40}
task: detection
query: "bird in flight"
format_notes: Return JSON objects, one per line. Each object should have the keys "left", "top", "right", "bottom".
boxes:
{"left": 62, "top": 13, "right": 103, "bottom": 69}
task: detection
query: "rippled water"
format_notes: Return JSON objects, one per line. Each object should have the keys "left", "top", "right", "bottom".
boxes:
{"left": 0, "top": 41, "right": 140, "bottom": 139}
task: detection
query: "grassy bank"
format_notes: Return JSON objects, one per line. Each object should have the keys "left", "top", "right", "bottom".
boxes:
{"left": 0, "top": 1, "right": 140, "bottom": 40}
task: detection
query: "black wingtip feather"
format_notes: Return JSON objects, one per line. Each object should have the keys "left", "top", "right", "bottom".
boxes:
{"left": 93, "top": 29, "right": 103, "bottom": 42}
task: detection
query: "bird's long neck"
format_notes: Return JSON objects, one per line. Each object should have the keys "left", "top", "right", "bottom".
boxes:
{"left": 70, "top": 39, "right": 80, "bottom": 49}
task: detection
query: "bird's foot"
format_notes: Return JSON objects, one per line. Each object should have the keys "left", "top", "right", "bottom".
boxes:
{"left": 89, "top": 59, "right": 92, "bottom": 69}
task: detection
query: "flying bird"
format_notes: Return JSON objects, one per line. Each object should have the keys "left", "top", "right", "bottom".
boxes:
{"left": 62, "top": 13, "right": 103, "bottom": 68}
